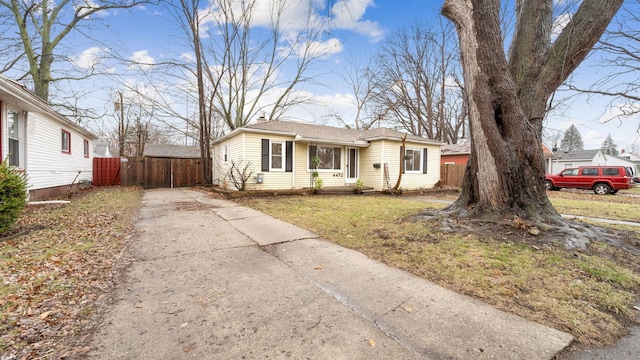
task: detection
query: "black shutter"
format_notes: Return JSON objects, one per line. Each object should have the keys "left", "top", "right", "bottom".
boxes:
{"left": 261, "top": 139, "right": 269, "bottom": 172}
{"left": 401, "top": 145, "right": 405, "bottom": 174}
{"left": 309, "top": 145, "right": 317, "bottom": 170}
{"left": 285, "top": 141, "right": 293, "bottom": 172}
{"left": 423, "top": 148, "right": 428, "bottom": 174}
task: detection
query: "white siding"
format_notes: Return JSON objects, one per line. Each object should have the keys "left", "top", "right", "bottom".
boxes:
{"left": 25, "top": 113, "right": 93, "bottom": 191}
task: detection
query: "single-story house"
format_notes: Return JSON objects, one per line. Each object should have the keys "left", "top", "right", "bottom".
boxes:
{"left": 0, "top": 75, "right": 96, "bottom": 200}
{"left": 548, "top": 149, "right": 639, "bottom": 174}
{"left": 617, "top": 150, "right": 640, "bottom": 176}
{"left": 441, "top": 140, "right": 557, "bottom": 173}
{"left": 212, "top": 120, "right": 443, "bottom": 191}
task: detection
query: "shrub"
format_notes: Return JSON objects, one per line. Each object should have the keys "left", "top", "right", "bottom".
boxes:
{"left": 0, "top": 159, "right": 28, "bottom": 234}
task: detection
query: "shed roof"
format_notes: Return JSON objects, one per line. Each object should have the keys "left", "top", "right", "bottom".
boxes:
{"left": 143, "top": 144, "right": 202, "bottom": 158}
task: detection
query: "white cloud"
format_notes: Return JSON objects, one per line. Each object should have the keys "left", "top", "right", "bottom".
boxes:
{"left": 330, "top": 0, "right": 384, "bottom": 41}
{"left": 73, "top": 47, "right": 105, "bottom": 69}
{"left": 199, "top": 0, "right": 383, "bottom": 46}
{"left": 129, "top": 50, "right": 155, "bottom": 69}
{"left": 289, "top": 38, "right": 344, "bottom": 59}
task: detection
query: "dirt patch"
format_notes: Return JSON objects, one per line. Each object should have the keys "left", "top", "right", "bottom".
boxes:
{"left": 174, "top": 201, "right": 213, "bottom": 211}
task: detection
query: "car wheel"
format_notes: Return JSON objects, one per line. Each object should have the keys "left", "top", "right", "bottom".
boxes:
{"left": 593, "top": 183, "right": 611, "bottom": 195}
{"left": 611, "top": 189, "right": 618, "bottom": 194}
{"left": 544, "top": 180, "right": 554, "bottom": 191}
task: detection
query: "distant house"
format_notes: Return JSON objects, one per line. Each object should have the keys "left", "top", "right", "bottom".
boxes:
{"left": 617, "top": 150, "right": 640, "bottom": 175}
{"left": 441, "top": 140, "right": 557, "bottom": 173}
{"left": 549, "top": 149, "right": 638, "bottom": 174}
{"left": 212, "top": 120, "right": 443, "bottom": 191}
{"left": 440, "top": 140, "right": 470, "bottom": 165}
{"left": 0, "top": 75, "right": 96, "bottom": 200}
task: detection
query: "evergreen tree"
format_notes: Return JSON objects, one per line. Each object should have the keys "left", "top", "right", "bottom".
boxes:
{"left": 559, "top": 124, "right": 584, "bottom": 151}
{"left": 600, "top": 134, "right": 619, "bottom": 155}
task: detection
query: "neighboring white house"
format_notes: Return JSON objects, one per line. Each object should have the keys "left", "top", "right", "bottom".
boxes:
{"left": 0, "top": 75, "right": 96, "bottom": 200}
{"left": 549, "top": 149, "right": 638, "bottom": 175}
{"left": 212, "top": 119, "right": 443, "bottom": 191}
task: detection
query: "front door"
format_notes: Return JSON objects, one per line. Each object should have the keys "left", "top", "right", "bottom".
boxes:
{"left": 346, "top": 148, "right": 359, "bottom": 183}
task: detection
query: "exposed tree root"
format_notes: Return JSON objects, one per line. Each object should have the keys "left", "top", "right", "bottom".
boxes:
{"left": 416, "top": 207, "right": 638, "bottom": 255}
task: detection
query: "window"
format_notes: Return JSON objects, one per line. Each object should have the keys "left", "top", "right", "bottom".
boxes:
{"left": 561, "top": 168, "right": 578, "bottom": 176}
{"left": 563, "top": 163, "right": 574, "bottom": 169}
{"left": 223, "top": 145, "right": 228, "bottom": 163}
{"left": 404, "top": 148, "right": 422, "bottom": 172}
{"left": 62, "top": 130, "right": 71, "bottom": 153}
{"left": 582, "top": 168, "right": 598, "bottom": 176}
{"left": 261, "top": 139, "right": 292, "bottom": 172}
{"left": 271, "top": 141, "right": 284, "bottom": 170}
{"left": 83, "top": 139, "right": 90, "bottom": 158}
{"left": 309, "top": 145, "right": 341, "bottom": 170}
{"left": 7, "top": 111, "right": 20, "bottom": 167}
{"left": 603, "top": 168, "right": 620, "bottom": 176}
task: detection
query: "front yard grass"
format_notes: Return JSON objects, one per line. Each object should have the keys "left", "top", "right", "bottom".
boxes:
{"left": 236, "top": 194, "right": 640, "bottom": 346}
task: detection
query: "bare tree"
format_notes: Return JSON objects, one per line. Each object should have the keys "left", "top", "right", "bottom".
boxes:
{"left": 0, "top": 0, "right": 153, "bottom": 101}
{"left": 369, "top": 20, "right": 467, "bottom": 143}
{"left": 111, "top": 90, "right": 165, "bottom": 157}
{"left": 340, "top": 55, "right": 378, "bottom": 130}
{"left": 441, "top": 0, "right": 622, "bottom": 224}
{"left": 227, "top": 160, "right": 254, "bottom": 191}
{"left": 201, "top": 0, "right": 335, "bottom": 130}
{"left": 566, "top": 1, "right": 640, "bottom": 123}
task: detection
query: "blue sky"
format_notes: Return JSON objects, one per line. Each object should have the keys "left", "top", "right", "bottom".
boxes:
{"left": 11, "top": 0, "right": 640, "bottom": 152}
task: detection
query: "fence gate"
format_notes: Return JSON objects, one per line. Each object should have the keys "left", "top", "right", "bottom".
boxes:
{"left": 93, "top": 157, "right": 121, "bottom": 186}
{"left": 440, "top": 164, "right": 466, "bottom": 188}
{"left": 120, "top": 157, "right": 210, "bottom": 189}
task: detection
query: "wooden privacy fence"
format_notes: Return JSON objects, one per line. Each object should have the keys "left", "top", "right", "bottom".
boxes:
{"left": 120, "top": 156, "right": 211, "bottom": 189}
{"left": 93, "top": 157, "right": 121, "bottom": 186}
{"left": 440, "top": 164, "right": 466, "bottom": 187}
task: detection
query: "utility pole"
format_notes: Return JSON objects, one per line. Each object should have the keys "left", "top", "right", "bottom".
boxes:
{"left": 116, "top": 91, "right": 125, "bottom": 157}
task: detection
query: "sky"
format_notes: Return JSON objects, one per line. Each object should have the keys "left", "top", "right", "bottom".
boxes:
{"left": 4, "top": 0, "right": 640, "bottom": 152}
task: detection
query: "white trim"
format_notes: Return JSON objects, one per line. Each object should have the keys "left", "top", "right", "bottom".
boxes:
{"left": 404, "top": 147, "right": 422, "bottom": 173}
{"left": 270, "top": 140, "right": 285, "bottom": 171}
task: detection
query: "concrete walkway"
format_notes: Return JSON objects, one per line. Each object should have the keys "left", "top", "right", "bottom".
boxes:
{"left": 89, "top": 189, "right": 573, "bottom": 359}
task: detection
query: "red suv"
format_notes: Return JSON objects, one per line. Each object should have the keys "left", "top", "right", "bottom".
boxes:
{"left": 545, "top": 166, "right": 636, "bottom": 194}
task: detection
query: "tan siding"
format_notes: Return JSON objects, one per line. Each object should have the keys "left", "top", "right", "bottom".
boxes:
{"left": 358, "top": 144, "right": 383, "bottom": 190}
{"left": 294, "top": 142, "right": 312, "bottom": 188}
{"left": 213, "top": 130, "right": 442, "bottom": 192}
{"left": 241, "top": 133, "right": 294, "bottom": 190}
{"left": 364, "top": 140, "right": 441, "bottom": 191}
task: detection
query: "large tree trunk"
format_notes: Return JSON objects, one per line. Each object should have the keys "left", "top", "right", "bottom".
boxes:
{"left": 441, "top": 0, "right": 622, "bottom": 222}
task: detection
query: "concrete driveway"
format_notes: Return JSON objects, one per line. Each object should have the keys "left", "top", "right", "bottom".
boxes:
{"left": 89, "top": 188, "right": 572, "bottom": 359}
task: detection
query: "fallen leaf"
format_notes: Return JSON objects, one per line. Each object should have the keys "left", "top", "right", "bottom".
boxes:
{"left": 314, "top": 264, "right": 324, "bottom": 270}
{"left": 368, "top": 339, "right": 376, "bottom": 347}
{"left": 402, "top": 306, "right": 413, "bottom": 313}
{"left": 39, "top": 311, "right": 53, "bottom": 320}
{"left": 180, "top": 322, "right": 189, "bottom": 328}
{"left": 183, "top": 343, "right": 196, "bottom": 352}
